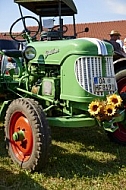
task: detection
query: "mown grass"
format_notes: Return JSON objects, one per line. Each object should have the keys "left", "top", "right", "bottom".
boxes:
{"left": 0, "top": 124, "right": 126, "bottom": 190}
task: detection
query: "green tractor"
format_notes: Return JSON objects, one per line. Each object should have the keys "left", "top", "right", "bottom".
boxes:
{"left": 0, "top": 0, "right": 126, "bottom": 171}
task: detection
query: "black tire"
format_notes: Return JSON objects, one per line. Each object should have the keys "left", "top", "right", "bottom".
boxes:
{"left": 116, "top": 68, "right": 126, "bottom": 93}
{"left": 4, "top": 98, "right": 51, "bottom": 171}
{"left": 107, "top": 67, "right": 126, "bottom": 145}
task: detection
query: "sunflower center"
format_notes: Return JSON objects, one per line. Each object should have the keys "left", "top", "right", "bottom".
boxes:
{"left": 93, "top": 105, "right": 98, "bottom": 111}
{"left": 107, "top": 108, "right": 113, "bottom": 114}
{"left": 112, "top": 98, "right": 118, "bottom": 104}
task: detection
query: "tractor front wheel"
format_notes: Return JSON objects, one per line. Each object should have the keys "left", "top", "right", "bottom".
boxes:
{"left": 4, "top": 98, "right": 51, "bottom": 171}
{"left": 107, "top": 68, "right": 126, "bottom": 145}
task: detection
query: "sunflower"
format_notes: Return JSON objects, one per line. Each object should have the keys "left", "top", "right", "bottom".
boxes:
{"left": 88, "top": 100, "right": 102, "bottom": 116}
{"left": 106, "top": 94, "right": 122, "bottom": 107}
{"left": 104, "top": 104, "right": 116, "bottom": 116}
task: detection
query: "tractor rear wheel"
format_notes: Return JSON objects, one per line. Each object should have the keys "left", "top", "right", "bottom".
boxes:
{"left": 4, "top": 98, "right": 51, "bottom": 171}
{"left": 107, "top": 68, "right": 126, "bottom": 145}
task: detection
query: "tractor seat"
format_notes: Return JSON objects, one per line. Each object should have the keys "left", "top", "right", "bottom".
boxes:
{"left": 2, "top": 49, "right": 22, "bottom": 58}
{"left": 0, "top": 39, "right": 20, "bottom": 50}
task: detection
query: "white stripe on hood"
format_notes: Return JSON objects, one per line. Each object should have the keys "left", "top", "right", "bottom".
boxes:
{"left": 79, "top": 38, "right": 108, "bottom": 55}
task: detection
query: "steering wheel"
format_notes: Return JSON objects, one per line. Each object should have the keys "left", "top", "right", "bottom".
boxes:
{"left": 51, "top": 25, "right": 68, "bottom": 34}
{"left": 10, "top": 16, "right": 40, "bottom": 42}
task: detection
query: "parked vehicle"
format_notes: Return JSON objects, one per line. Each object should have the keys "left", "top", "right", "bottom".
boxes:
{"left": 0, "top": 0, "right": 126, "bottom": 171}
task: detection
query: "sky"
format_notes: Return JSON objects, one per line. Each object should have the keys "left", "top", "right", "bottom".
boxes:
{"left": 0, "top": 0, "right": 126, "bottom": 32}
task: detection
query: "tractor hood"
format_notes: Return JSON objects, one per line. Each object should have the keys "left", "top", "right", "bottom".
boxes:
{"left": 14, "top": 0, "right": 77, "bottom": 16}
{"left": 28, "top": 38, "right": 113, "bottom": 65}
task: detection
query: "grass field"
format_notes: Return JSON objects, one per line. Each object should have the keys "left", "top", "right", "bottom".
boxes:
{"left": 0, "top": 124, "right": 126, "bottom": 190}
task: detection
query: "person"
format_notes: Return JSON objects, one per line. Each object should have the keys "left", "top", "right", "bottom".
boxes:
{"left": 107, "top": 30, "right": 126, "bottom": 59}
{"left": 123, "top": 38, "right": 126, "bottom": 53}
{"left": 109, "top": 30, "right": 123, "bottom": 52}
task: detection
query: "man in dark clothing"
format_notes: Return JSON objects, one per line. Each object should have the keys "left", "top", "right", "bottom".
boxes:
{"left": 109, "top": 30, "right": 126, "bottom": 58}
{"left": 109, "top": 30, "right": 122, "bottom": 52}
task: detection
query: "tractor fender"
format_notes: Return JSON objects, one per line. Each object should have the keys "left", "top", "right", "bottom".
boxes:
{"left": 113, "top": 57, "right": 126, "bottom": 74}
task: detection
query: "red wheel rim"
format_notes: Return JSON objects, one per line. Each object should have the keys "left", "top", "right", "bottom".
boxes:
{"left": 9, "top": 112, "right": 33, "bottom": 162}
{"left": 114, "top": 77, "right": 126, "bottom": 142}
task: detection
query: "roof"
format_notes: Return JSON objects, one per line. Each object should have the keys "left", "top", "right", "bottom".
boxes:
{"left": 78, "top": 20, "right": 126, "bottom": 41}
{"left": 1, "top": 20, "right": 126, "bottom": 41}
{"left": 14, "top": 0, "right": 77, "bottom": 16}
{"left": 65, "top": 20, "right": 126, "bottom": 41}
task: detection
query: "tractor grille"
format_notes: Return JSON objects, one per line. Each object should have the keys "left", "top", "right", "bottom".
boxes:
{"left": 75, "top": 56, "right": 117, "bottom": 96}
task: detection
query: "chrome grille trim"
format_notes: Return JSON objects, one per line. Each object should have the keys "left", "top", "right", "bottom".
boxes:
{"left": 75, "top": 56, "right": 117, "bottom": 96}
{"left": 105, "top": 57, "right": 115, "bottom": 76}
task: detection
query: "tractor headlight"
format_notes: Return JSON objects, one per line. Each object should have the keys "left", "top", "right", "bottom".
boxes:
{"left": 24, "top": 46, "right": 36, "bottom": 60}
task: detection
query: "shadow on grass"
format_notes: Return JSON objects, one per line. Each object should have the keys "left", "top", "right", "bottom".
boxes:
{"left": 42, "top": 126, "right": 126, "bottom": 178}
{"left": 0, "top": 167, "right": 46, "bottom": 190}
{"left": 1, "top": 124, "right": 126, "bottom": 180}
